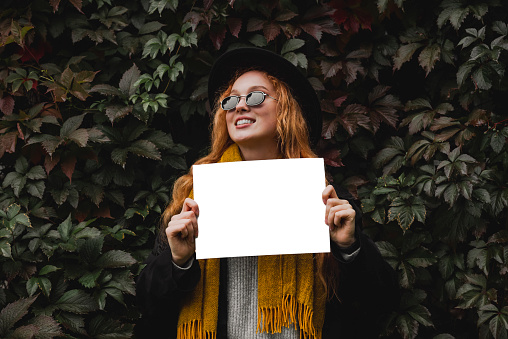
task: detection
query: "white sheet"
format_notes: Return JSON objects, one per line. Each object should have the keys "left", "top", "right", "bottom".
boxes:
{"left": 192, "top": 158, "right": 330, "bottom": 259}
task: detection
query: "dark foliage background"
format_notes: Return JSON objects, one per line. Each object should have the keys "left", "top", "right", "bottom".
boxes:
{"left": 0, "top": 0, "right": 507, "bottom": 338}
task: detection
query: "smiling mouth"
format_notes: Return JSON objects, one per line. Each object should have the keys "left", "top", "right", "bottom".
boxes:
{"left": 236, "top": 118, "right": 255, "bottom": 126}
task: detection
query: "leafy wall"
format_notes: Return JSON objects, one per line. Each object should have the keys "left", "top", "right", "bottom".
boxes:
{"left": 0, "top": 0, "right": 507, "bottom": 338}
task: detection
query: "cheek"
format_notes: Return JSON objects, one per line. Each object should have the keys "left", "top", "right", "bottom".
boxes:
{"left": 226, "top": 114, "right": 235, "bottom": 132}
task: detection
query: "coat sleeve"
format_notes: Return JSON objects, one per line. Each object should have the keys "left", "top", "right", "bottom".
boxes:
{"left": 323, "top": 185, "right": 399, "bottom": 339}
{"left": 135, "top": 234, "right": 201, "bottom": 338}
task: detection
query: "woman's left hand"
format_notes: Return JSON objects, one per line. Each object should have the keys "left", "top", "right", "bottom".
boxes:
{"left": 322, "top": 185, "right": 357, "bottom": 248}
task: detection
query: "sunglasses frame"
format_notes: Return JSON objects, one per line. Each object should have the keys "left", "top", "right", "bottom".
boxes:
{"left": 221, "top": 91, "right": 278, "bottom": 111}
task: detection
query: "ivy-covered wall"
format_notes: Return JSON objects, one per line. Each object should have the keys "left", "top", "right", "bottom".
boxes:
{"left": 0, "top": 0, "right": 507, "bottom": 338}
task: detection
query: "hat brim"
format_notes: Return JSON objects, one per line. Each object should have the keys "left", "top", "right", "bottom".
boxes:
{"left": 208, "top": 47, "right": 322, "bottom": 146}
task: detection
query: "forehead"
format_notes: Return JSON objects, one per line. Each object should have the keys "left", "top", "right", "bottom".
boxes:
{"left": 231, "top": 70, "right": 274, "bottom": 92}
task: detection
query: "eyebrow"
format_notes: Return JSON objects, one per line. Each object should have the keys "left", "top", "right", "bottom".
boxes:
{"left": 230, "top": 85, "right": 270, "bottom": 95}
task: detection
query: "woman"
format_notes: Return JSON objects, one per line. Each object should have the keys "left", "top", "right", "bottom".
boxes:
{"left": 136, "top": 47, "right": 398, "bottom": 339}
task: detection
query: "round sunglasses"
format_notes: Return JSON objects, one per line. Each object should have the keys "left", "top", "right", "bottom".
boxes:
{"left": 220, "top": 91, "right": 278, "bottom": 111}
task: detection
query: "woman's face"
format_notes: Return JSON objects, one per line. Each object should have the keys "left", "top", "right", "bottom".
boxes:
{"left": 225, "top": 70, "right": 278, "bottom": 149}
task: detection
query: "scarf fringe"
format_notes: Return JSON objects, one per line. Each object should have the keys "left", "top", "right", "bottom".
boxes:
{"left": 257, "top": 294, "right": 322, "bottom": 339}
{"left": 177, "top": 320, "right": 216, "bottom": 339}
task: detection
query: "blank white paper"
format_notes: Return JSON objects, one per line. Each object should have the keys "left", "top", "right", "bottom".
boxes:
{"left": 193, "top": 158, "right": 330, "bottom": 259}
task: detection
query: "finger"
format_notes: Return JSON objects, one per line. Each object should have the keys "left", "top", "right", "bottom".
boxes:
{"left": 332, "top": 209, "right": 356, "bottom": 228}
{"left": 327, "top": 203, "right": 354, "bottom": 226}
{"left": 325, "top": 198, "right": 349, "bottom": 224}
{"left": 184, "top": 222, "right": 195, "bottom": 242}
{"left": 322, "top": 185, "right": 338, "bottom": 204}
{"left": 167, "top": 221, "right": 189, "bottom": 238}
{"left": 181, "top": 198, "right": 199, "bottom": 216}
{"left": 171, "top": 210, "right": 197, "bottom": 221}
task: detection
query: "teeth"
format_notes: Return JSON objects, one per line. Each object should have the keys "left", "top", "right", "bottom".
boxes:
{"left": 236, "top": 119, "right": 254, "bottom": 126}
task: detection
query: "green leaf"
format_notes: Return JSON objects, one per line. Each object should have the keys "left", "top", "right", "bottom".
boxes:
{"left": 96, "top": 250, "right": 136, "bottom": 268}
{"left": 55, "top": 289, "right": 98, "bottom": 314}
{"left": 408, "top": 304, "right": 433, "bottom": 327}
{"left": 396, "top": 314, "right": 419, "bottom": 339}
{"left": 78, "top": 236, "right": 104, "bottom": 263}
{"left": 104, "top": 287, "right": 125, "bottom": 306}
{"left": 58, "top": 215, "right": 73, "bottom": 242}
{"left": 457, "top": 60, "right": 475, "bottom": 86}
{"left": 39, "top": 265, "right": 59, "bottom": 275}
{"left": 281, "top": 39, "right": 305, "bottom": 54}
{"left": 26, "top": 277, "right": 39, "bottom": 297}
{"left": 111, "top": 148, "right": 129, "bottom": 167}
{"left": 119, "top": 64, "right": 141, "bottom": 96}
{"left": 393, "top": 43, "right": 423, "bottom": 70}
{"left": 105, "top": 270, "right": 135, "bottom": 295}
{"left": 79, "top": 269, "right": 103, "bottom": 288}
{"left": 418, "top": 44, "right": 441, "bottom": 75}
{"left": 128, "top": 140, "right": 161, "bottom": 160}
{"left": 0, "top": 240, "right": 12, "bottom": 258}
{"left": 56, "top": 312, "right": 87, "bottom": 335}
{"left": 491, "top": 131, "right": 506, "bottom": 153}
{"left": 405, "top": 247, "right": 436, "bottom": 267}
{"left": 26, "top": 165, "right": 46, "bottom": 180}
{"left": 88, "top": 314, "right": 134, "bottom": 338}
{"left": 60, "top": 114, "right": 86, "bottom": 137}
{"left": 490, "top": 312, "right": 508, "bottom": 339}
{"left": 38, "top": 277, "right": 52, "bottom": 296}
{"left": 26, "top": 181, "right": 46, "bottom": 199}
{"left": 139, "top": 21, "right": 165, "bottom": 35}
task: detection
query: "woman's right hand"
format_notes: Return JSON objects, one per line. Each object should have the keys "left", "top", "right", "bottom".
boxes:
{"left": 166, "top": 198, "right": 199, "bottom": 266}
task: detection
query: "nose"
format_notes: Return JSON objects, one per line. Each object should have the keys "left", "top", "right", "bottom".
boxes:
{"left": 235, "top": 96, "right": 249, "bottom": 111}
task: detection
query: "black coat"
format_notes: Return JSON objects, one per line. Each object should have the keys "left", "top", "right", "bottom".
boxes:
{"left": 135, "top": 188, "right": 399, "bottom": 338}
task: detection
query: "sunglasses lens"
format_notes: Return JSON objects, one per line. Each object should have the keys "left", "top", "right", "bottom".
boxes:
{"left": 221, "top": 96, "right": 239, "bottom": 110}
{"left": 246, "top": 92, "right": 265, "bottom": 106}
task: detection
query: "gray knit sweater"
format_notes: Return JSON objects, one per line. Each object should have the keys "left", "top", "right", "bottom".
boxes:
{"left": 225, "top": 256, "right": 298, "bottom": 338}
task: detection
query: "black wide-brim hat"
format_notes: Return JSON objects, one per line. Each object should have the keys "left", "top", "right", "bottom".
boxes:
{"left": 208, "top": 47, "right": 322, "bottom": 146}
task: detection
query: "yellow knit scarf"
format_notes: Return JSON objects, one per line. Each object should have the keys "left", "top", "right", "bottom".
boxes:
{"left": 177, "top": 144, "right": 326, "bottom": 339}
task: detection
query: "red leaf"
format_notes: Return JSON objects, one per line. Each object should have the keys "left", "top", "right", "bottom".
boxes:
{"left": 28, "top": 144, "right": 44, "bottom": 164}
{"left": 69, "top": 0, "right": 84, "bottom": 13}
{"left": 333, "top": 95, "right": 348, "bottom": 107}
{"left": 329, "top": 0, "right": 372, "bottom": 33}
{"left": 209, "top": 26, "right": 227, "bottom": 50}
{"left": 0, "top": 95, "right": 14, "bottom": 115}
{"left": 300, "top": 23, "right": 323, "bottom": 42}
{"left": 49, "top": 0, "right": 61, "bottom": 12}
{"left": 93, "top": 205, "right": 112, "bottom": 219}
{"left": 320, "top": 60, "right": 342, "bottom": 78}
{"left": 275, "top": 10, "right": 298, "bottom": 22}
{"left": 227, "top": 18, "right": 242, "bottom": 38}
{"left": 184, "top": 12, "right": 202, "bottom": 31}
{"left": 41, "top": 103, "right": 62, "bottom": 120}
{"left": 44, "top": 153, "right": 60, "bottom": 174}
{"left": 342, "top": 176, "right": 368, "bottom": 199}
{"left": 466, "top": 109, "right": 489, "bottom": 126}
{"left": 61, "top": 155, "right": 77, "bottom": 182}
{"left": 17, "top": 123, "right": 25, "bottom": 140}
{"left": 204, "top": 0, "right": 214, "bottom": 10}
{"left": 322, "top": 148, "right": 344, "bottom": 167}
{"left": 0, "top": 131, "right": 18, "bottom": 157}
{"left": 332, "top": 8, "right": 348, "bottom": 26}
{"left": 340, "top": 104, "right": 370, "bottom": 136}
{"left": 73, "top": 208, "right": 89, "bottom": 223}
{"left": 263, "top": 22, "right": 281, "bottom": 42}
{"left": 247, "top": 18, "right": 264, "bottom": 32}
{"left": 320, "top": 99, "right": 337, "bottom": 114}
{"left": 322, "top": 116, "right": 341, "bottom": 139}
